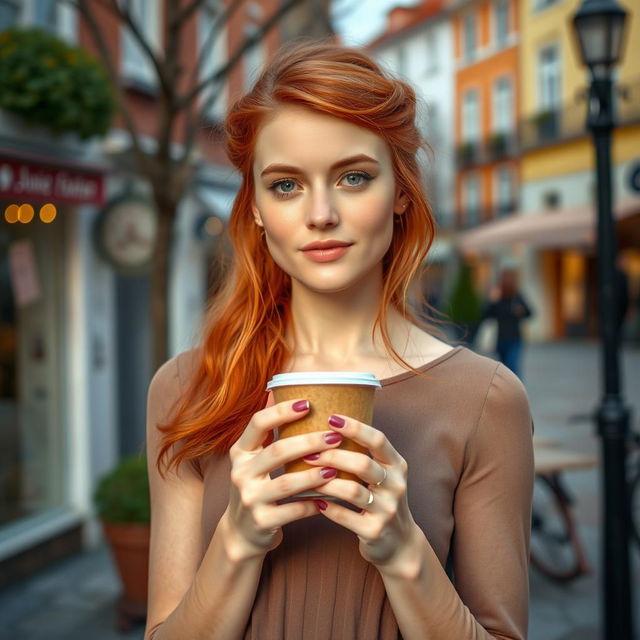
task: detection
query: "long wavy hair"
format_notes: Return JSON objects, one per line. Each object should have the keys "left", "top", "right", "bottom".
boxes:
{"left": 157, "top": 39, "right": 448, "bottom": 477}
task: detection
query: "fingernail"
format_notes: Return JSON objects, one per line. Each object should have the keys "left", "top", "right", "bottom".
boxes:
{"left": 320, "top": 467, "right": 337, "bottom": 479}
{"left": 292, "top": 400, "right": 310, "bottom": 412}
{"left": 314, "top": 499, "right": 328, "bottom": 511}
{"left": 323, "top": 432, "right": 342, "bottom": 445}
{"left": 304, "top": 453, "right": 321, "bottom": 461}
{"left": 328, "top": 415, "right": 345, "bottom": 428}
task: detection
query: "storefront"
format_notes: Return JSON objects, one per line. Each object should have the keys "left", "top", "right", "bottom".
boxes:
{"left": 0, "top": 146, "right": 110, "bottom": 583}
{"left": 457, "top": 196, "right": 640, "bottom": 341}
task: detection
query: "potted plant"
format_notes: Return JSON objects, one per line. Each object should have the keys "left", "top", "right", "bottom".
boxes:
{"left": 94, "top": 454, "right": 150, "bottom": 631}
{"left": 0, "top": 27, "right": 115, "bottom": 139}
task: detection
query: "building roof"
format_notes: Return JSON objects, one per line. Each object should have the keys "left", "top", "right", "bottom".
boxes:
{"left": 367, "top": 0, "right": 447, "bottom": 49}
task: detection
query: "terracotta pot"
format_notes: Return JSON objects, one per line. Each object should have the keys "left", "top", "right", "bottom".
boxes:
{"left": 102, "top": 522, "right": 150, "bottom": 606}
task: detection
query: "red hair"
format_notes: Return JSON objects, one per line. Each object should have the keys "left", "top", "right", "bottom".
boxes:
{"left": 157, "top": 39, "right": 446, "bottom": 477}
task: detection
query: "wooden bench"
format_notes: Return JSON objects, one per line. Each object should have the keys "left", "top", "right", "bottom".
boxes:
{"left": 534, "top": 444, "right": 599, "bottom": 475}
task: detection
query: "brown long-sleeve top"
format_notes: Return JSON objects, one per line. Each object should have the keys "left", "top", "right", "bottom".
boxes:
{"left": 155, "top": 345, "right": 534, "bottom": 640}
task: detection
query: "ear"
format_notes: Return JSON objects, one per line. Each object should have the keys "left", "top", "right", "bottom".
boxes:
{"left": 393, "top": 190, "right": 409, "bottom": 215}
{"left": 252, "top": 202, "right": 264, "bottom": 228}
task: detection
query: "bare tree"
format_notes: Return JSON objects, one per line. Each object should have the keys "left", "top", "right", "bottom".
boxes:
{"left": 68, "top": 0, "right": 324, "bottom": 371}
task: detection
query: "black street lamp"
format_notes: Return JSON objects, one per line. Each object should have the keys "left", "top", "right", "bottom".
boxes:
{"left": 570, "top": 1, "right": 633, "bottom": 638}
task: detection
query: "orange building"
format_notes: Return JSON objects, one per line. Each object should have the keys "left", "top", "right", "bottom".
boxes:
{"left": 452, "top": 0, "right": 520, "bottom": 233}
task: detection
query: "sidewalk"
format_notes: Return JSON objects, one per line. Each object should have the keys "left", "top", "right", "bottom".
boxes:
{"left": 0, "top": 340, "right": 638, "bottom": 640}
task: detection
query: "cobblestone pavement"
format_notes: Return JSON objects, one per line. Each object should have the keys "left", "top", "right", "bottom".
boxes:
{"left": 0, "top": 340, "right": 638, "bottom": 640}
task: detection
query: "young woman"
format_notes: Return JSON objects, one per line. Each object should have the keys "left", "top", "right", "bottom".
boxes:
{"left": 144, "top": 40, "right": 534, "bottom": 640}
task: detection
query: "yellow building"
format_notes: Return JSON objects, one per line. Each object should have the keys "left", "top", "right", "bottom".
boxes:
{"left": 460, "top": 0, "right": 640, "bottom": 341}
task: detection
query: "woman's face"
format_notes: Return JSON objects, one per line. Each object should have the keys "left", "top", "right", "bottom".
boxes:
{"left": 251, "top": 105, "right": 407, "bottom": 294}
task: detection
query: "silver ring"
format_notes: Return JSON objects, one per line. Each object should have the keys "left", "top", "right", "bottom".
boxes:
{"left": 366, "top": 490, "right": 374, "bottom": 506}
{"left": 374, "top": 467, "right": 387, "bottom": 487}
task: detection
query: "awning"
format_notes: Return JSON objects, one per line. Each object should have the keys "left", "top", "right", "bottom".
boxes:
{"left": 458, "top": 196, "right": 640, "bottom": 255}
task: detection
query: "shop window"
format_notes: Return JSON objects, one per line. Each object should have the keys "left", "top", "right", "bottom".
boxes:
{"left": 0, "top": 206, "right": 67, "bottom": 527}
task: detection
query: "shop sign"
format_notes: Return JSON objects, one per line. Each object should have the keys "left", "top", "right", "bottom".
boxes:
{"left": 0, "top": 158, "right": 105, "bottom": 205}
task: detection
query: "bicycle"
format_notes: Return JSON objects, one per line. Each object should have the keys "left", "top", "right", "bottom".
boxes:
{"left": 529, "top": 442, "right": 597, "bottom": 582}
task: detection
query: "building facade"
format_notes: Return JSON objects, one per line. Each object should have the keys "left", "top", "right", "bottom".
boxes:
{"left": 0, "top": 0, "right": 329, "bottom": 584}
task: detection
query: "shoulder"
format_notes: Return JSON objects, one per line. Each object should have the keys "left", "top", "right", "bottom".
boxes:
{"left": 150, "top": 347, "right": 203, "bottom": 391}
{"left": 147, "top": 347, "right": 204, "bottom": 420}
{"left": 452, "top": 347, "right": 531, "bottom": 419}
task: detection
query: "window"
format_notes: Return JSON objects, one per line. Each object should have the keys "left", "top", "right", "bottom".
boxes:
{"left": 464, "top": 173, "right": 481, "bottom": 226}
{"left": 121, "top": 0, "right": 160, "bottom": 86}
{"left": 538, "top": 43, "right": 560, "bottom": 110}
{"left": 397, "top": 45, "right": 407, "bottom": 77}
{"left": 534, "top": 0, "right": 562, "bottom": 12}
{"left": 462, "top": 89, "right": 480, "bottom": 143}
{"left": 425, "top": 34, "right": 437, "bottom": 74}
{"left": 463, "top": 13, "right": 476, "bottom": 63}
{"left": 198, "top": 1, "right": 228, "bottom": 122}
{"left": 492, "top": 76, "right": 513, "bottom": 134}
{"left": 243, "top": 2, "right": 265, "bottom": 92}
{"left": 32, "top": 0, "right": 57, "bottom": 30}
{"left": 495, "top": 0, "right": 509, "bottom": 48}
{"left": 0, "top": 0, "right": 21, "bottom": 29}
{"left": 496, "top": 166, "right": 514, "bottom": 215}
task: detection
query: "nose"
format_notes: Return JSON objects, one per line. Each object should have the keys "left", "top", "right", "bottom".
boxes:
{"left": 305, "top": 187, "right": 339, "bottom": 230}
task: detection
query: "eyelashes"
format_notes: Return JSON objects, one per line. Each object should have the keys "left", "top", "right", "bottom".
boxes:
{"left": 267, "top": 171, "right": 374, "bottom": 200}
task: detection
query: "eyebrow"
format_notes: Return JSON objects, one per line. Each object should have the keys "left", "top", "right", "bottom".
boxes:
{"left": 259, "top": 154, "right": 380, "bottom": 178}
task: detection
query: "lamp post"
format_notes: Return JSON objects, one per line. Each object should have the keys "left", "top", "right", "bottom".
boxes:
{"left": 570, "top": 1, "right": 632, "bottom": 638}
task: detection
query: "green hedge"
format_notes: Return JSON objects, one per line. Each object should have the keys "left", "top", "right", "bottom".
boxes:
{"left": 94, "top": 455, "right": 150, "bottom": 524}
{"left": 0, "top": 28, "right": 115, "bottom": 139}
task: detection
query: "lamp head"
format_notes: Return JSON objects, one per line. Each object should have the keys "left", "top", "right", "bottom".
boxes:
{"left": 572, "top": 0, "right": 628, "bottom": 78}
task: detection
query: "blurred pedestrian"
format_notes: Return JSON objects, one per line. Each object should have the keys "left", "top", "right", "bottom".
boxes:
{"left": 481, "top": 268, "right": 534, "bottom": 379}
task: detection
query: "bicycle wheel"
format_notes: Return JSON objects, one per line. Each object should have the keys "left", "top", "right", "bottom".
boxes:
{"left": 529, "top": 474, "right": 589, "bottom": 582}
{"left": 630, "top": 466, "right": 640, "bottom": 550}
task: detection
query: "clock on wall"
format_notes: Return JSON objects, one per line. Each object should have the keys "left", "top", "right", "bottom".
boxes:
{"left": 95, "top": 195, "right": 158, "bottom": 274}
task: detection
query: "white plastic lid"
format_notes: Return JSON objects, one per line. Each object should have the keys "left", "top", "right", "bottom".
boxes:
{"left": 266, "top": 371, "right": 382, "bottom": 390}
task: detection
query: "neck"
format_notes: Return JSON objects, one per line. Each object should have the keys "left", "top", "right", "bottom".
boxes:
{"left": 285, "top": 268, "right": 412, "bottom": 364}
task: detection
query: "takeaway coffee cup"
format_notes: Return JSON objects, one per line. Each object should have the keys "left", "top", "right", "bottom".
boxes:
{"left": 265, "top": 371, "right": 382, "bottom": 499}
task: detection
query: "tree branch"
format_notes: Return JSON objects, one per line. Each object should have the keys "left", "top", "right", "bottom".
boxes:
{"left": 70, "top": 0, "right": 148, "bottom": 171}
{"left": 95, "top": 0, "right": 172, "bottom": 95}
{"left": 178, "top": 0, "right": 305, "bottom": 111}
{"left": 171, "top": 0, "right": 209, "bottom": 31}
{"left": 191, "top": 0, "right": 244, "bottom": 90}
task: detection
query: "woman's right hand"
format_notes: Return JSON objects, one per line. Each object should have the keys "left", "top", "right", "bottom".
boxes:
{"left": 220, "top": 395, "right": 342, "bottom": 562}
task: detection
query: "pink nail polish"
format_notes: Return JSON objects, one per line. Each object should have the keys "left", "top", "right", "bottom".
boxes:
{"left": 292, "top": 400, "right": 310, "bottom": 412}
{"left": 328, "top": 415, "right": 345, "bottom": 428}
{"left": 320, "top": 467, "right": 337, "bottom": 479}
{"left": 304, "top": 453, "right": 321, "bottom": 461}
{"left": 323, "top": 432, "right": 342, "bottom": 445}
{"left": 314, "top": 499, "right": 328, "bottom": 511}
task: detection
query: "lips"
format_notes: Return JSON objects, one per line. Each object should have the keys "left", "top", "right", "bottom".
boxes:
{"left": 301, "top": 244, "right": 352, "bottom": 263}
{"left": 301, "top": 240, "right": 353, "bottom": 251}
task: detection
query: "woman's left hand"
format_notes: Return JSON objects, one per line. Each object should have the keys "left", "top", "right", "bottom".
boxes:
{"left": 302, "top": 413, "right": 424, "bottom": 571}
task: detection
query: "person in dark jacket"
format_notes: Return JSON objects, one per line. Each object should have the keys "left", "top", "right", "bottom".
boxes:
{"left": 481, "top": 268, "right": 533, "bottom": 379}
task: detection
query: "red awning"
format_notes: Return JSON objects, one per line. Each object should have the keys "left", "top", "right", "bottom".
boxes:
{"left": 0, "top": 147, "right": 108, "bottom": 206}
{"left": 457, "top": 196, "right": 640, "bottom": 255}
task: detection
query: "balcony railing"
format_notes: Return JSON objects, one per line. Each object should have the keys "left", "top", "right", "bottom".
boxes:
{"left": 456, "top": 132, "right": 519, "bottom": 168}
{"left": 454, "top": 79, "right": 640, "bottom": 163}
{"left": 520, "top": 78, "right": 640, "bottom": 150}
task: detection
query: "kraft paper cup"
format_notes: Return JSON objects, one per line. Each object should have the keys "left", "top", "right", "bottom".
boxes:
{"left": 266, "top": 371, "right": 381, "bottom": 499}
